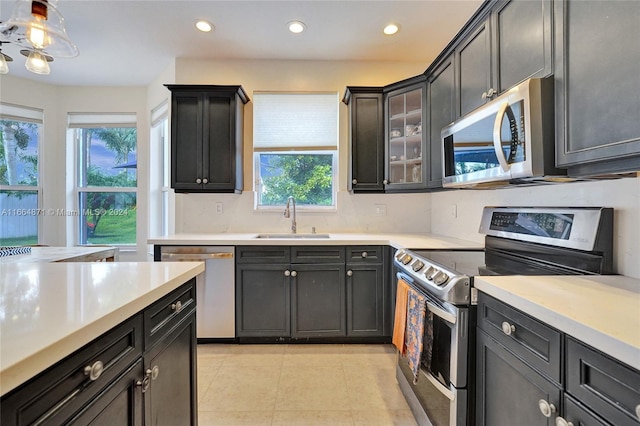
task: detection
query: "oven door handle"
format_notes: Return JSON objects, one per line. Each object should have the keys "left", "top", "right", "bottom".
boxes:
{"left": 397, "top": 272, "right": 457, "bottom": 325}
{"left": 421, "top": 369, "right": 456, "bottom": 401}
{"left": 426, "top": 301, "right": 457, "bottom": 325}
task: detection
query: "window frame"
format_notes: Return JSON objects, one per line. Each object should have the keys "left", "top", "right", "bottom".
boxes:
{"left": 252, "top": 92, "right": 339, "bottom": 212}
{"left": 70, "top": 113, "right": 138, "bottom": 248}
{"left": 0, "top": 102, "right": 43, "bottom": 246}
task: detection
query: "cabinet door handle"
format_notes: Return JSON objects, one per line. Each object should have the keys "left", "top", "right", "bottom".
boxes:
{"left": 148, "top": 365, "right": 160, "bottom": 381}
{"left": 383, "top": 179, "right": 389, "bottom": 185}
{"left": 487, "top": 87, "right": 497, "bottom": 97}
{"left": 501, "top": 321, "right": 516, "bottom": 336}
{"left": 636, "top": 404, "right": 640, "bottom": 421}
{"left": 291, "top": 270, "right": 297, "bottom": 277}
{"left": 202, "top": 178, "right": 208, "bottom": 184}
{"left": 347, "top": 270, "right": 353, "bottom": 277}
{"left": 284, "top": 270, "right": 291, "bottom": 277}
{"left": 555, "top": 417, "right": 574, "bottom": 426}
{"left": 352, "top": 179, "right": 358, "bottom": 184}
{"left": 171, "top": 300, "right": 183, "bottom": 313}
{"left": 196, "top": 178, "right": 202, "bottom": 184}
{"left": 83, "top": 360, "right": 104, "bottom": 381}
{"left": 137, "top": 376, "right": 151, "bottom": 393}
{"left": 538, "top": 399, "right": 556, "bottom": 418}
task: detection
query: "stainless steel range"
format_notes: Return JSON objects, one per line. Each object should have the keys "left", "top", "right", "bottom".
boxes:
{"left": 394, "top": 207, "right": 614, "bottom": 426}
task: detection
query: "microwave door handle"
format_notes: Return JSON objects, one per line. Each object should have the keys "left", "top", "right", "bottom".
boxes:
{"left": 492, "top": 101, "right": 512, "bottom": 173}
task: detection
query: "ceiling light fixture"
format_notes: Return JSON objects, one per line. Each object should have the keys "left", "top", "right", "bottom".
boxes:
{"left": 0, "top": 42, "right": 13, "bottom": 74}
{"left": 22, "top": 48, "right": 51, "bottom": 75}
{"left": 383, "top": 23, "right": 400, "bottom": 36}
{"left": 288, "top": 21, "right": 306, "bottom": 34}
{"left": 195, "top": 20, "right": 214, "bottom": 33}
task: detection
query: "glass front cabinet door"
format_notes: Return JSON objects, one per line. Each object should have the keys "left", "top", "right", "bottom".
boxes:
{"left": 385, "top": 81, "right": 427, "bottom": 191}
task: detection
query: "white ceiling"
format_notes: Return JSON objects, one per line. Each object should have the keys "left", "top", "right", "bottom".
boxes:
{"left": 0, "top": 0, "right": 483, "bottom": 86}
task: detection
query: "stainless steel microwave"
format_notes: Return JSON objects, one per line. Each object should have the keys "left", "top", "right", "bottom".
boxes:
{"left": 441, "top": 78, "right": 566, "bottom": 188}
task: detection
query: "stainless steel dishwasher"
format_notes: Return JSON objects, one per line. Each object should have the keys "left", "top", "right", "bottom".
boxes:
{"left": 160, "top": 246, "right": 235, "bottom": 340}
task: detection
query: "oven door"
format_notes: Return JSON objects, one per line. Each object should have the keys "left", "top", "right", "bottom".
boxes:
{"left": 395, "top": 272, "right": 474, "bottom": 426}
{"left": 397, "top": 355, "right": 468, "bottom": 426}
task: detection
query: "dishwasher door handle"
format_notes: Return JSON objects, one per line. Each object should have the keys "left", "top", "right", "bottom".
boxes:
{"left": 161, "top": 252, "right": 234, "bottom": 261}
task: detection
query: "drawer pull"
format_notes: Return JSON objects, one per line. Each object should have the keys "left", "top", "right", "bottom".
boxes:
{"left": 83, "top": 360, "right": 104, "bottom": 381}
{"left": 291, "top": 270, "right": 297, "bottom": 277}
{"left": 361, "top": 251, "right": 368, "bottom": 258}
{"left": 555, "top": 417, "right": 574, "bottom": 426}
{"left": 284, "top": 270, "right": 291, "bottom": 277}
{"left": 171, "top": 301, "right": 183, "bottom": 313}
{"left": 501, "top": 321, "right": 516, "bottom": 336}
{"left": 538, "top": 399, "right": 556, "bottom": 418}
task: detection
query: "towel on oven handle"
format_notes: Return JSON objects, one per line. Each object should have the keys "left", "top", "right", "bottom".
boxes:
{"left": 392, "top": 278, "right": 411, "bottom": 354}
{"left": 406, "top": 287, "right": 428, "bottom": 384}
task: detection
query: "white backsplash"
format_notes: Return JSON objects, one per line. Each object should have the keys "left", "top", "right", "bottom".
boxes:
{"left": 176, "top": 191, "right": 431, "bottom": 234}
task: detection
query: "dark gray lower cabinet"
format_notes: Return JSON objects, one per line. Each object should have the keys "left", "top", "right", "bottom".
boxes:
{"left": 291, "top": 263, "right": 346, "bottom": 337}
{"left": 236, "top": 263, "right": 291, "bottom": 337}
{"left": 476, "top": 329, "right": 561, "bottom": 426}
{"left": 235, "top": 245, "right": 387, "bottom": 340}
{"left": 0, "top": 279, "right": 197, "bottom": 426}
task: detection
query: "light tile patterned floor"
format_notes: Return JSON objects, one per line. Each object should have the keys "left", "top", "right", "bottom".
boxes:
{"left": 197, "top": 343, "right": 418, "bottom": 426}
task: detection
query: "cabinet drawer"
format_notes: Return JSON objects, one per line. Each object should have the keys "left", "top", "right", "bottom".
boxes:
{"left": 346, "top": 246, "right": 383, "bottom": 263}
{"left": 477, "top": 292, "right": 562, "bottom": 384}
{"left": 1, "top": 314, "right": 143, "bottom": 426}
{"left": 235, "top": 246, "right": 290, "bottom": 264}
{"left": 566, "top": 337, "right": 640, "bottom": 426}
{"left": 563, "top": 394, "right": 611, "bottom": 426}
{"left": 144, "top": 279, "right": 196, "bottom": 349}
{"left": 291, "top": 246, "right": 345, "bottom": 263}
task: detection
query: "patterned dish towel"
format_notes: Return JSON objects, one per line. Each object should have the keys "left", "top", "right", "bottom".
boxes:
{"left": 405, "top": 287, "right": 427, "bottom": 384}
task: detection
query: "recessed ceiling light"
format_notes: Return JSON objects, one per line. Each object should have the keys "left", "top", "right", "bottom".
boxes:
{"left": 195, "top": 20, "right": 214, "bottom": 33}
{"left": 383, "top": 24, "right": 400, "bottom": 35}
{"left": 288, "top": 21, "right": 306, "bottom": 34}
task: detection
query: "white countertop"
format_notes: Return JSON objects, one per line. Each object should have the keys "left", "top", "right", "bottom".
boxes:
{"left": 475, "top": 275, "right": 640, "bottom": 370}
{"left": 148, "top": 232, "right": 484, "bottom": 250}
{"left": 0, "top": 246, "right": 118, "bottom": 263}
{"left": 0, "top": 261, "right": 205, "bottom": 396}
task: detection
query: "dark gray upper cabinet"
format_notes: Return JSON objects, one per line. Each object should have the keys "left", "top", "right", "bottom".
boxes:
{"left": 454, "top": 0, "right": 552, "bottom": 118}
{"left": 166, "top": 85, "right": 249, "bottom": 193}
{"left": 384, "top": 76, "right": 428, "bottom": 192}
{"left": 427, "top": 55, "right": 455, "bottom": 189}
{"left": 554, "top": 0, "right": 640, "bottom": 175}
{"left": 457, "top": 16, "right": 493, "bottom": 117}
{"left": 343, "top": 87, "right": 385, "bottom": 193}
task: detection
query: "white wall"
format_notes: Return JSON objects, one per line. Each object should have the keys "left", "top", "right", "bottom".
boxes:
{"left": 430, "top": 177, "right": 640, "bottom": 278}
{"left": 171, "top": 58, "right": 433, "bottom": 234}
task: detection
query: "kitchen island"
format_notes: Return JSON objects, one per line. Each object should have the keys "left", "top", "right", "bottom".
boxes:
{"left": 0, "top": 245, "right": 119, "bottom": 263}
{"left": 0, "top": 261, "right": 204, "bottom": 425}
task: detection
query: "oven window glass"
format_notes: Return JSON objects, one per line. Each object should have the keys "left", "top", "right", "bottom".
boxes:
{"left": 444, "top": 100, "right": 525, "bottom": 177}
{"left": 423, "top": 315, "right": 452, "bottom": 387}
{"left": 490, "top": 212, "right": 574, "bottom": 240}
{"left": 399, "top": 357, "right": 452, "bottom": 426}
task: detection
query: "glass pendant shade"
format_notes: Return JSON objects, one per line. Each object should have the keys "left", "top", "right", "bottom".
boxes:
{"left": 25, "top": 50, "right": 50, "bottom": 74}
{"left": 0, "top": 0, "right": 79, "bottom": 58}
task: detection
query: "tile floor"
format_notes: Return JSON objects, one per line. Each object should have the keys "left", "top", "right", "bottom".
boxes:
{"left": 196, "top": 343, "right": 418, "bottom": 425}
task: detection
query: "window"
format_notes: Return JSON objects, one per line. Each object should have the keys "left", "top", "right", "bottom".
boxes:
{"left": 0, "top": 103, "right": 42, "bottom": 246}
{"left": 253, "top": 93, "right": 338, "bottom": 209}
{"left": 69, "top": 113, "right": 137, "bottom": 246}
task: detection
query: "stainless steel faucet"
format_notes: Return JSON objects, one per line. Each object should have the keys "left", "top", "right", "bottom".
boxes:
{"left": 283, "top": 196, "right": 297, "bottom": 234}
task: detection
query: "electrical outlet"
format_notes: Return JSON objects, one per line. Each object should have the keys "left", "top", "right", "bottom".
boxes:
{"left": 374, "top": 204, "right": 387, "bottom": 216}
{"left": 216, "top": 202, "right": 223, "bottom": 214}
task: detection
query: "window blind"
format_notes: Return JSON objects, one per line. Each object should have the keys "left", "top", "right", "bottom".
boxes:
{"left": 0, "top": 102, "right": 44, "bottom": 124}
{"left": 253, "top": 93, "right": 338, "bottom": 151}
{"left": 68, "top": 112, "right": 137, "bottom": 128}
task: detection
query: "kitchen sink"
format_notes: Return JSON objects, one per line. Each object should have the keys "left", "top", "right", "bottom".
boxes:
{"left": 254, "top": 233, "right": 331, "bottom": 239}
